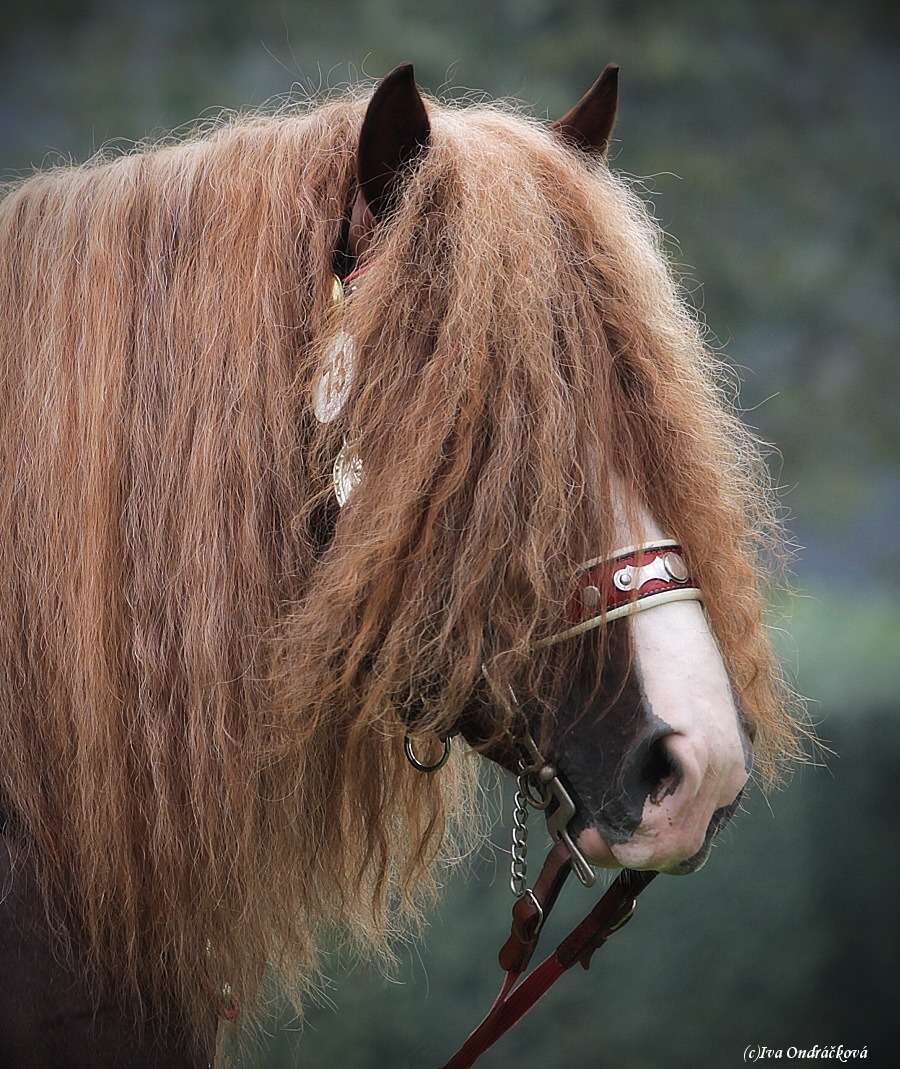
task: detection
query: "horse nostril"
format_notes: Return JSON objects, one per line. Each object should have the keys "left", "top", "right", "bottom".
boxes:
{"left": 642, "top": 735, "right": 683, "bottom": 804}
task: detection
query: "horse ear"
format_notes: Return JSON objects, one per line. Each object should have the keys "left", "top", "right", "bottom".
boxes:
{"left": 357, "top": 63, "right": 431, "bottom": 222}
{"left": 550, "top": 64, "right": 620, "bottom": 156}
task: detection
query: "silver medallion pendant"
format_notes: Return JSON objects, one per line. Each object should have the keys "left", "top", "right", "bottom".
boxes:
{"left": 313, "top": 331, "right": 356, "bottom": 423}
{"left": 332, "top": 439, "right": 363, "bottom": 507}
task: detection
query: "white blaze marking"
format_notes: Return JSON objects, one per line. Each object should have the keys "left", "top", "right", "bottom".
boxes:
{"left": 579, "top": 477, "right": 750, "bottom": 871}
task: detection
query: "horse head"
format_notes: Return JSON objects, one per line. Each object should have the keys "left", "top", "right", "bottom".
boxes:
{"left": 326, "top": 64, "right": 756, "bottom": 881}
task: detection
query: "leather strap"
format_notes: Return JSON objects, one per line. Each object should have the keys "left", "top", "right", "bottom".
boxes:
{"left": 540, "top": 541, "right": 701, "bottom": 646}
{"left": 439, "top": 863, "right": 657, "bottom": 1069}
{"left": 498, "top": 840, "right": 572, "bottom": 974}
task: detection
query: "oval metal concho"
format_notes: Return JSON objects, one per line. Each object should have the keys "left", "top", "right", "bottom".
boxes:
{"left": 332, "top": 439, "right": 363, "bottom": 507}
{"left": 313, "top": 330, "right": 356, "bottom": 423}
{"left": 331, "top": 274, "right": 344, "bottom": 306}
{"left": 662, "top": 551, "right": 689, "bottom": 582}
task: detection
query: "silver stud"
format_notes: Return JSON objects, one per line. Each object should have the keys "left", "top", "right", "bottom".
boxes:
{"left": 613, "top": 568, "right": 634, "bottom": 591}
{"left": 580, "top": 584, "right": 602, "bottom": 607}
{"left": 663, "top": 552, "right": 689, "bottom": 582}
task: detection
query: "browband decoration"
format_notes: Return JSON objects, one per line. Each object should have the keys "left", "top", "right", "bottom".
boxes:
{"left": 541, "top": 540, "right": 702, "bottom": 646}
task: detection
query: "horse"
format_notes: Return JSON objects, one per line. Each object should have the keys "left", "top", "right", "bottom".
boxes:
{"left": 0, "top": 63, "right": 799, "bottom": 1066}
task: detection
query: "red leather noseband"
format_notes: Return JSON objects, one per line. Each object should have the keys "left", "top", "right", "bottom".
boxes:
{"left": 543, "top": 540, "right": 701, "bottom": 646}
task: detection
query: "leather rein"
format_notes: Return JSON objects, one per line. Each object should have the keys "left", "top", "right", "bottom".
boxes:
{"left": 317, "top": 263, "right": 703, "bottom": 1068}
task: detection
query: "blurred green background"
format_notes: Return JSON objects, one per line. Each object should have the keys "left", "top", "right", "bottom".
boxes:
{"left": 2, "top": 1, "right": 898, "bottom": 1066}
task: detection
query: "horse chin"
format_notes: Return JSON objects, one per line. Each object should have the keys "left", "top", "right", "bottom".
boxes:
{"left": 655, "top": 800, "right": 748, "bottom": 874}
{"left": 654, "top": 793, "right": 745, "bottom": 875}
{"left": 575, "top": 795, "right": 742, "bottom": 876}
{"left": 653, "top": 830, "right": 716, "bottom": 875}
{"left": 656, "top": 845, "right": 713, "bottom": 876}
{"left": 576, "top": 825, "right": 712, "bottom": 876}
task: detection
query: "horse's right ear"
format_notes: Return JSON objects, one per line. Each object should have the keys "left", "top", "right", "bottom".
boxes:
{"left": 356, "top": 63, "right": 431, "bottom": 223}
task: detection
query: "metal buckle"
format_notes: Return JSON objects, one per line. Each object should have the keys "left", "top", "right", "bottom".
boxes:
{"left": 521, "top": 731, "right": 596, "bottom": 889}
{"left": 606, "top": 896, "right": 638, "bottom": 935}
{"left": 522, "top": 888, "right": 545, "bottom": 938}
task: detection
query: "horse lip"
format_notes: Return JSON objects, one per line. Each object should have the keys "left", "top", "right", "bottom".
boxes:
{"left": 656, "top": 790, "right": 745, "bottom": 876}
{"left": 656, "top": 838, "right": 714, "bottom": 876}
{"left": 552, "top": 752, "right": 645, "bottom": 846}
{"left": 580, "top": 789, "right": 746, "bottom": 874}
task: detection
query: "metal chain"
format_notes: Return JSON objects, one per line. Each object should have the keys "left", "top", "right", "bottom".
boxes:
{"left": 509, "top": 773, "right": 530, "bottom": 897}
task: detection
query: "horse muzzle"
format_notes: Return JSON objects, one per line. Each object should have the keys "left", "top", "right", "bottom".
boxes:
{"left": 570, "top": 727, "right": 752, "bottom": 875}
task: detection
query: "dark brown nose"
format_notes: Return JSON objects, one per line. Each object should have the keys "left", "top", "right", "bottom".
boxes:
{"left": 619, "top": 727, "right": 683, "bottom": 807}
{"left": 551, "top": 715, "right": 684, "bottom": 846}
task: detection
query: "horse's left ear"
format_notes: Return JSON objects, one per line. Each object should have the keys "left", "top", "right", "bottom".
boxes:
{"left": 357, "top": 62, "right": 431, "bottom": 222}
{"left": 550, "top": 65, "right": 620, "bottom": 156}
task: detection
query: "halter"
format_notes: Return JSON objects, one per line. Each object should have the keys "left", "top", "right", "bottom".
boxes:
{"left": 430, "top": 545, "right": 699, "bottom": 1067}
{"left": 314, "top": 263, "right": 702, "bottom": 1067}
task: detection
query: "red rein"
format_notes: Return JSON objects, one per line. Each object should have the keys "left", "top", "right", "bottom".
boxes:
{"left": 440, "top": 845, "right": 657, "bottom": 1068}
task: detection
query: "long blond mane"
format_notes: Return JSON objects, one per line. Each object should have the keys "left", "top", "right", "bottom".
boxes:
{"left": 0, "top": 90, "right": 798, "bottom": 1039}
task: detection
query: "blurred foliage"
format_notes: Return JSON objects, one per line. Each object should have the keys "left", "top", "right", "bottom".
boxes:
{"left": 1, "top": 3, "right": 898, "bottom": 1065}
{"left": 780, "top": 589, "right": 900, "bottom": 714}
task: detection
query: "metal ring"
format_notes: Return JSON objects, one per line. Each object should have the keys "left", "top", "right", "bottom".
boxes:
{"left": 404, "top": 734, "right": 452, "bottom": 773}
{"left": 520, "top": 774, "right": 552, "bottom": 810}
